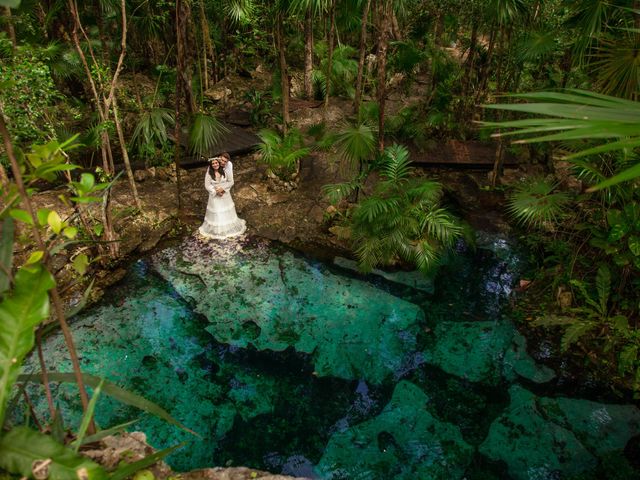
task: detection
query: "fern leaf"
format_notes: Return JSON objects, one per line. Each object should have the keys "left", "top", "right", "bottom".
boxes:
{"left": 561, "top": 321, "right": 598, "bottom": 351}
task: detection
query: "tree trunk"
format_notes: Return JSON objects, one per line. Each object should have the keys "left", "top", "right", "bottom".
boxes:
{"left": 199, "top": 0, "right": 214, "bottom": 90}
{"left": 304, "top": 7, "right": 314, "bottom": 99}
{"left": 475, "top": 26, "right": 496, "bottom": 104}
{"left": 276, "top": 12, "right": 290, "bottom": 132}
{"left": 177, "top": 0, "right": 197, "bottom": 115}
{"left": 433, "top": 12, "right": 444, "bottom": 46}
{"left": 323, "top": 0, "right": 336, "bottom": 115}
{"left": 491, "top": 138, "right": 505, "bottom": 187}
{"left": 376, "top": 0, "right": 391, "bottom": 152}
{"left": 94, "top": 0, "right": 109, "bottom": 63}
{"left": 175, "top": 0, "right": 184, "bottom": 212}
{"left": 4, "top": 7, "right": 16, "bottom": 52}
{"left": 112, "top": 95, "right": 142, "bottom": 211}
{"left": 354, "top": 0, "right": 371, "bottom": 118}
{"left": 461, "top": 18, "right": 478, "bottom": 97}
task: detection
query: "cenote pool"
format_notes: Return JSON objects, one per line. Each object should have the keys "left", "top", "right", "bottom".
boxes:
{"left": 23, "top": 234, "right": 640, "bottom": 479}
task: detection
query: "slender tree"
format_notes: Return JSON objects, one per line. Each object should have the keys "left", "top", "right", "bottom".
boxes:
{"left": 354, "top": 0, "right": 371, "bottom": 117}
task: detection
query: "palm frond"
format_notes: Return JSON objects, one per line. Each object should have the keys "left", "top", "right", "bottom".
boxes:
{"left": 189, "top": 114, "right": 228, "bottom": 158}
{"left": 224, "top": 0, "right": 255, "bottom": 24}
{"left": 516, "top": 30, "right": 558, "bottom": 61}
{"left": 334, "top": 122, "right": 377, "bottom": 170}
{"left": 506, "top": 179, "right": 571, "bottom": 228}
{"left": 420, "top": 208, "right": 464, "bottom": 247}
{"left": 483, "top": 89, "right": 640, "bottom": 189}
{"left": 405, "top": 180, "right": 442, "bottom": 204}
{"left": 322, "top": 181, "right": 359, "bottom": 205}
{"left": 592, "top": 34, "right": 640, "bottom": 100}
{"left": 381, "top": 144, "right": 413, "bottom": 183}
{"left": 131, "top": 108, "right": 175, "bottom": 153}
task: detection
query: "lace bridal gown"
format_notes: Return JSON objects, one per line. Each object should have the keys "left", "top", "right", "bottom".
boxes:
{"left": 198, "top": 168, "right": 246, "bottom": 239}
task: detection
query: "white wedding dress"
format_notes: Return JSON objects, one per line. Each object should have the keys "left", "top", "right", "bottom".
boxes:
{"left": 198, "top": 167, "right": 246, "bottom": 239}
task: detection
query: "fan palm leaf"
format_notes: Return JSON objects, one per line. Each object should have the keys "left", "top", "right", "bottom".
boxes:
{"left": 506, "top": 179, "right": 571, "bottom": 228}
{"left": 592, "top": 34, "right": 640, "bottom": 100}
{"left": 334, "top": 122, "right": 377, "bottom": 171}
{"left": 224, "top": 0, "right": 255, "bottom": 24}
{"left": 189, "top": 114, "right": 228, "bottom": 159}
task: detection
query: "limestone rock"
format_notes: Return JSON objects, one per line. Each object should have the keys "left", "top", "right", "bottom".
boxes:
{"left": 317, "top": 381, "right": 473, "bottom": 480}
{"left": 480, "top": 386, "right": 640, "bottom": 480}
{"left": 152, "top": 236, "right": 424, "bottom": 383}
{"left": 179, "top": 467, "right": 308, "bottom": 479}
{"left": 135, "top": 169, "right": 151, "bottom": 182}
{"left": 425, "top": 321, "right": 555, "bottom": 385}
{"left": 333, "top": 256, "right": 434, "bottom": 293}
{"left": 480, "top": 386, "right": 595, "bottom": 480}
{"left": 206, "top": 85, "right": 232, "bottom": 102}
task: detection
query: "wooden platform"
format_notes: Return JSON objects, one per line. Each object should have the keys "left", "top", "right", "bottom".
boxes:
{"left": 409, "top": 140, "right": 519, "bottom": 168}
{"left": 177, "top": 121, "right": 261, "bottom": 168}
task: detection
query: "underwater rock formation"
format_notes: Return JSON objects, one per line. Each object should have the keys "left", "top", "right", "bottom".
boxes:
{"left": 316, "top": 381, "right": 473, "bottom": 480}
{"left": 424, "top": 321, "right": 555, "bottom": 385}
{"left": 479, "top": 385, "right": 640, "bottom": 480}
{"left": 152, "top": 237, "right": 424, "bottom": 384}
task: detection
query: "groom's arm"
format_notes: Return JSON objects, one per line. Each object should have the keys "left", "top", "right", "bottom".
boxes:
{"left": 224, "top": 161, "right": 234, "bottom": 188}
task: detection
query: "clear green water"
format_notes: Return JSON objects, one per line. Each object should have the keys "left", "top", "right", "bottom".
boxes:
{"left": 23, "top": 235, "right": 640, "bottom": 480}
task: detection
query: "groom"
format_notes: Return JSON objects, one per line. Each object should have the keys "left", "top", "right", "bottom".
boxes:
{"left": 215, "top": 152, "right": 234, "bottom": 196}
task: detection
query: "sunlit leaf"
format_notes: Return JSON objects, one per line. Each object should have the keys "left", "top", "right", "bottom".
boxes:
{"left": 48, "top": 210, "right": 63, "bottom": 234}
{"left": 0, "top": 427, "right": 107, "bottom": 480}
{"left": 25, "top": 250, "right": 44, "bottom": 265}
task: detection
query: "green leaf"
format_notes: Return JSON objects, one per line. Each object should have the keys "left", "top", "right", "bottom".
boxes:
{"left": 619, "top": 345, "right": 638, "bottom": 374}
{"left": 37, "top": 209, "right": 52, "bottom": 226}
{"left": 9, "top": 209, "right": 33, "bottom": 225}
{"left": 25, "top": 250, "right": 44, "bottom": 265}
{"left": 0, "top": 1, "right": 21, "bottom": 8}
{"left": 0, "top": 426, "right": 107, "bottom": 480}
{"left": 79, "top": 173, "right": 95, "bottom": 193}
{"left": 0, "top": 265, "right": 55, "bottom": 425}
{"left": 70, "top": 419, "right": 138, "bottom": 448}
{"left": 561, "top": 321, "right": 598, "bottom": 351}
{"left": 74, "top": 379, "right": 103, "bottom": 452}
{"left": 18, "top": 373, "right": 200, "bottom": 437}
{"left": 0, "top": 217, "right": 14, "bottom": 296}
{"left": 48, "top": 211, "right": 63, "bottom": 235}
{"left": 608, "top": 224, "right": 629, "bottom": 242}
{"left": 628, "top": 235, "right": 640, "bottom": 256}
{"left": 63, "top": 226, "right": 78, "bottom": 239}
{"left": 589, "top": 162, "right": 640, "bottom": 192}
{"left": 93, "top": 224, "right": 104, "bottom": 236}
{"left": 72, "top": 254, "right": 89, "bottom": 276}
{"left": 109, "top": 443, "right": 184, "bottom": 480}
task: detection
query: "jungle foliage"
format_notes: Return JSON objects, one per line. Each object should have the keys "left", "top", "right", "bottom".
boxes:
{"left": 0, "top": 0, "right": 639, "bottom": 476}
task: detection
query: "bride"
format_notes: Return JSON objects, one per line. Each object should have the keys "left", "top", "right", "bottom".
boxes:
{"left": 198, "top": 156, "right": 246, "bottom": 239}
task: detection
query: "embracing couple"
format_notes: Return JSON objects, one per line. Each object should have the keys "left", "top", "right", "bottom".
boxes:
{"left": 198, "top": 152, "right": 246, "bottom": 239}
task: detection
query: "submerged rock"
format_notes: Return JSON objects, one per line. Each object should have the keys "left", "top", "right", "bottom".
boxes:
{"left": 424, "top": 321, "right": 555, "bottom": 385}
{"left": 152, "top": 237, "right": 424, "bottom": 384}
{"left": 316, "top": 381, "right": 473, "bottom": 480}
{"left": 479, "top": 386, "right": 640, "bottom": 480}
{"left": 333, "top": 256, "right": 435, "bottom": 293}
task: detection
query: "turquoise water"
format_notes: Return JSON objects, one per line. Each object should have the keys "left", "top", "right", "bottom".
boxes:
{"left": 23, "top": 235, "right": 640, "bottom": 479}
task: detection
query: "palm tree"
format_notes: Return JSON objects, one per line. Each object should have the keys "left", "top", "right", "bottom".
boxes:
{"left": 257, "top": 128, "right": 312, "bottom": 180}
{"left": 346, "top": 144, "right": 465, "bottom": 272}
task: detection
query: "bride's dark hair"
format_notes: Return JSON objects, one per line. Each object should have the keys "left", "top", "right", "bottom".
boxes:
{"left": 207, "top": 158, "right": 226, "bottom": 180}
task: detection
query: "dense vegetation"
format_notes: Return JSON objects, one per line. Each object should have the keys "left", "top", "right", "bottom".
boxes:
{"left": 0, "top": 0, "right": 639, "bottom": 477}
